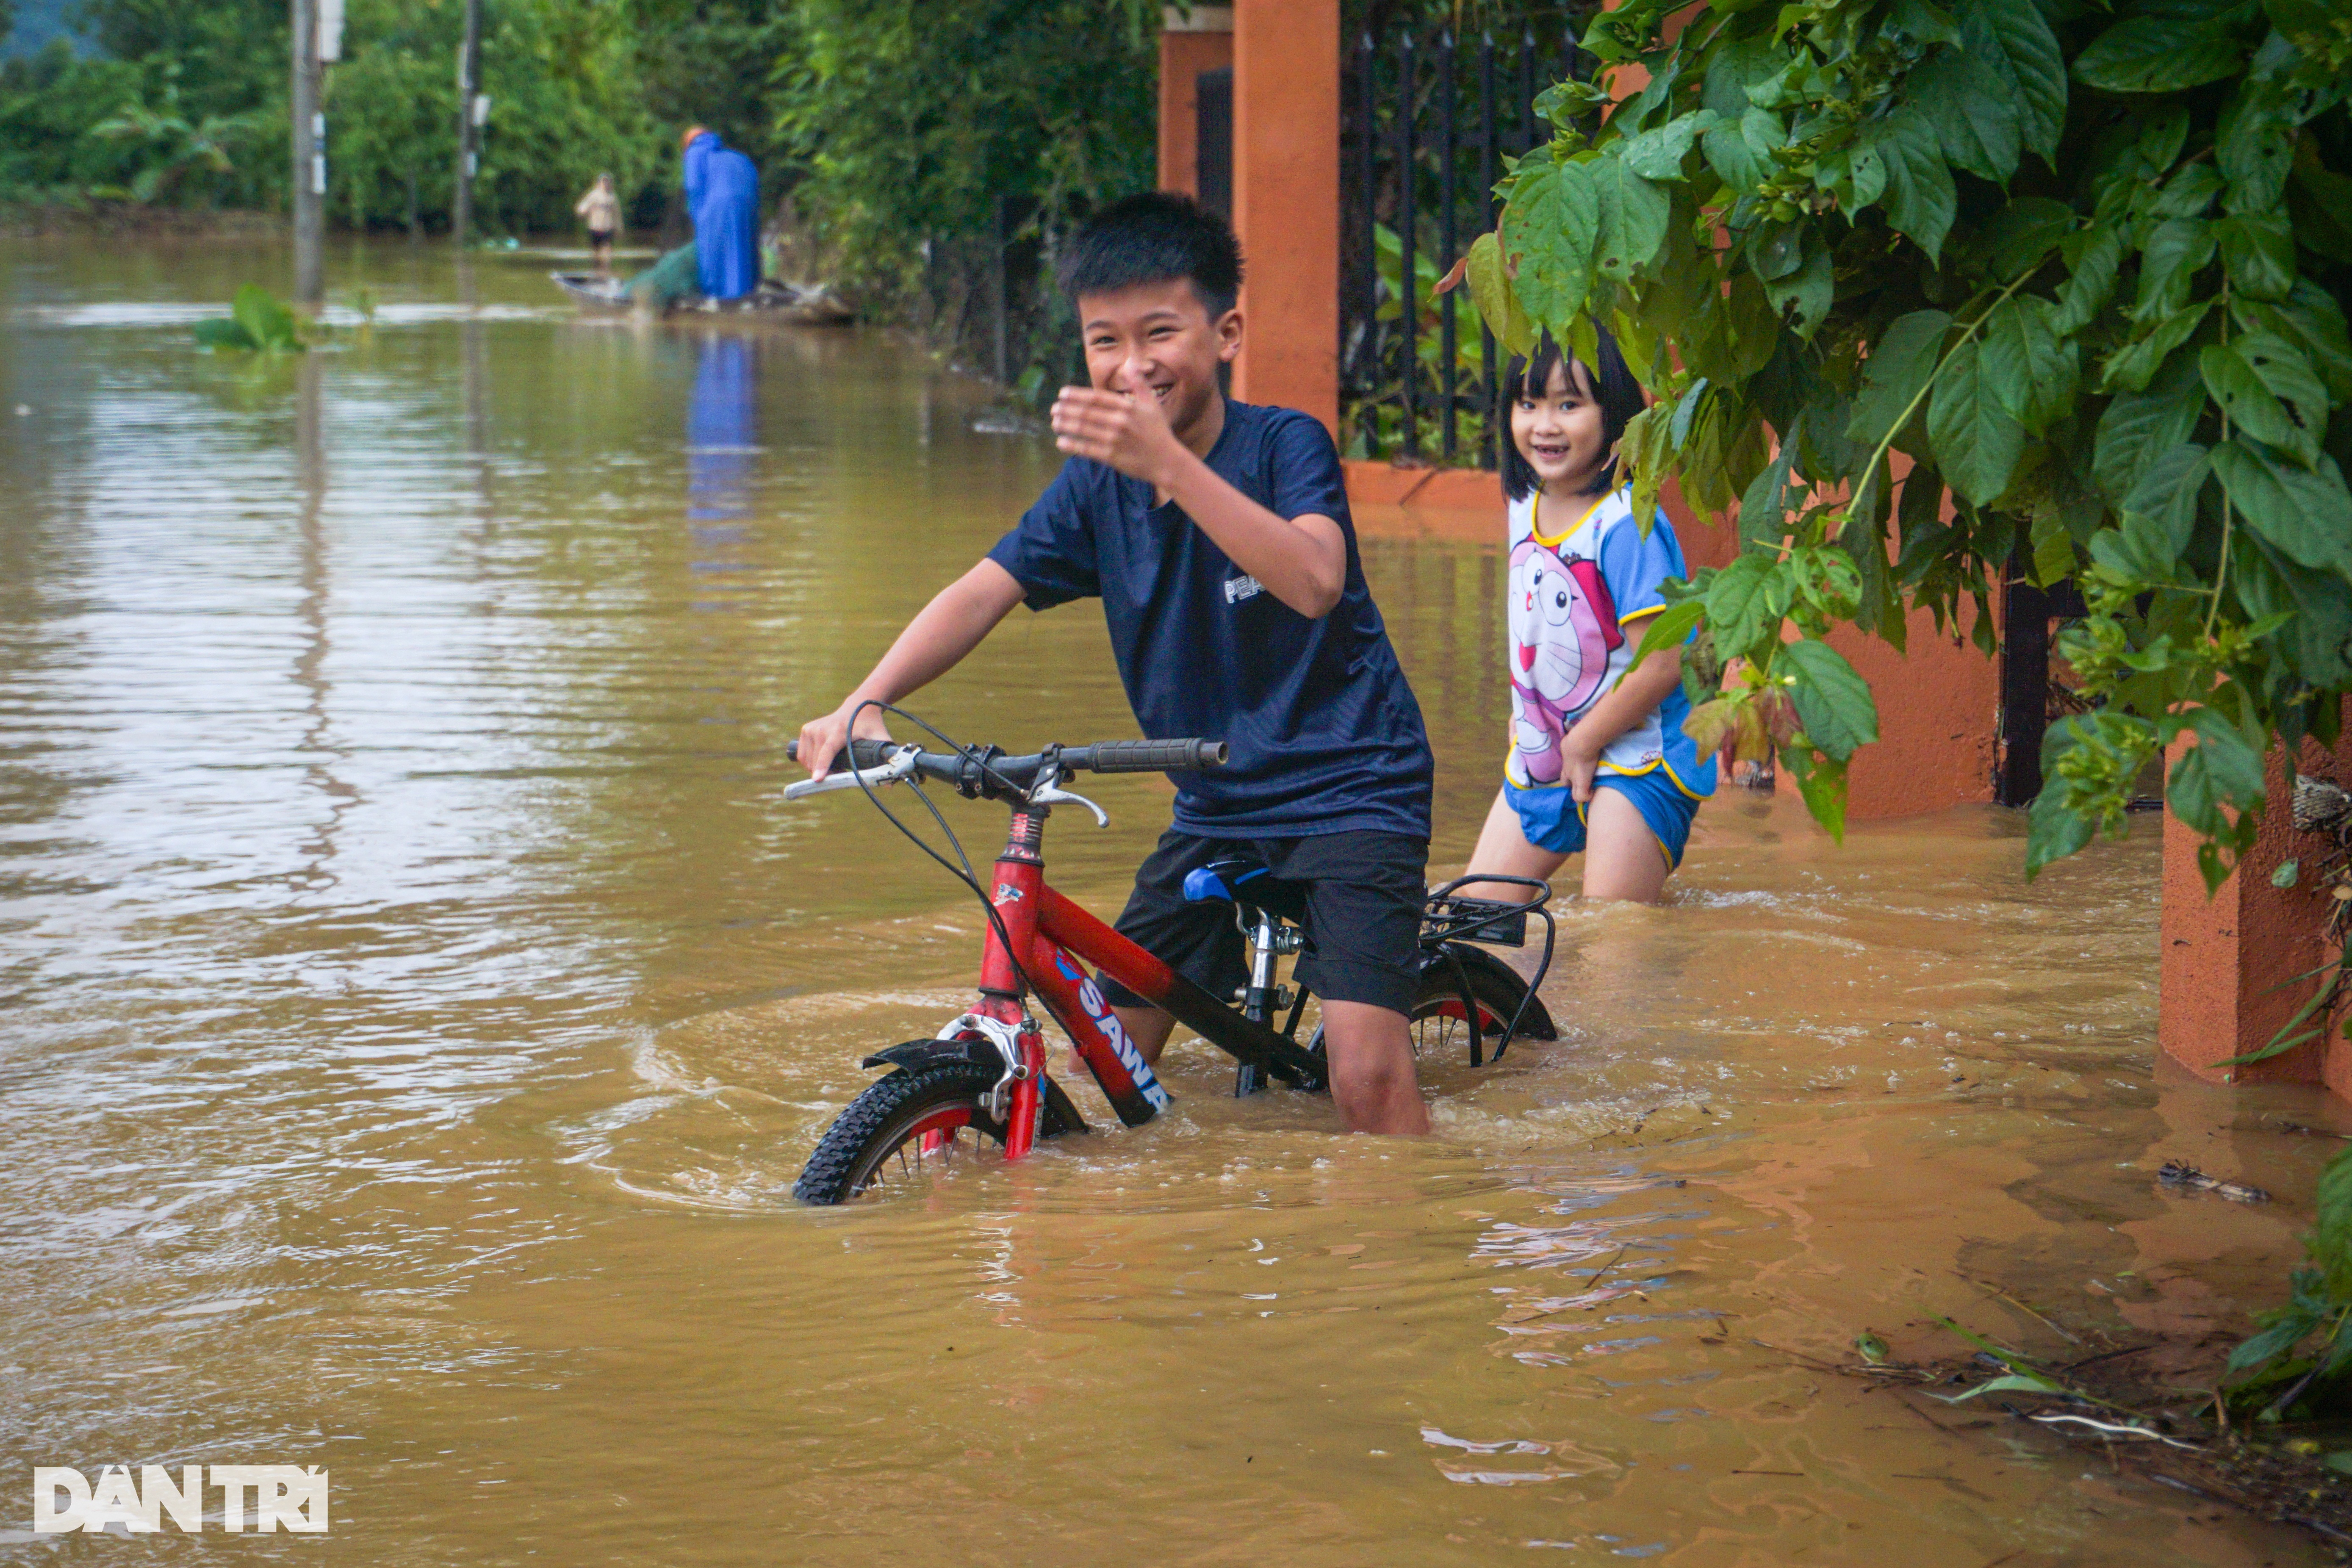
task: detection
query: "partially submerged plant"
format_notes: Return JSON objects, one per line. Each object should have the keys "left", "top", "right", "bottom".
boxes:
{"left": 191, "top": 284, "right": 308, "bottom": 355}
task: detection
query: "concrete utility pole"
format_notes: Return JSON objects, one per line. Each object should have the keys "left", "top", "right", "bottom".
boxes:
{"left": 452, "top": 0, "right": 482, "bottom": 245}
{"left": 290, "top": 0, "right": 323, "bottom": 304}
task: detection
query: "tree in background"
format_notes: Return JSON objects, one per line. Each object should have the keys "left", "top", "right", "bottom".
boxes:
{"left": 769, "top": 0, "right": 1155, "bottom": 374}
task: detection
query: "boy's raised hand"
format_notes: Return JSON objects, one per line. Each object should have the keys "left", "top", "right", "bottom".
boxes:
{"left": 1050, "top": 364, "right": 1186, "bottom": 490}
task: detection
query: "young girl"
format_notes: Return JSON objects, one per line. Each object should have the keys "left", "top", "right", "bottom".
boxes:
{"left": 1459, "top": 330, "right": 1715, "bottom": 905}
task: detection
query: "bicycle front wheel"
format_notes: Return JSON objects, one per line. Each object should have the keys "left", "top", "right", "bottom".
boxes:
{"left": 793, "top": 1064, "right": 1081, "bottom": 1205}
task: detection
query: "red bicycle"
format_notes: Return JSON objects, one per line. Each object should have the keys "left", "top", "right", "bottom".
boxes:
{"left": 784, "top": 723, "right": 1556, "bottom": 1204}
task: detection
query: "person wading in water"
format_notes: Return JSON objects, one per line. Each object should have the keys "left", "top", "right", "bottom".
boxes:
{"left": 575, "top": 172, "right": 620, "bottom": 270}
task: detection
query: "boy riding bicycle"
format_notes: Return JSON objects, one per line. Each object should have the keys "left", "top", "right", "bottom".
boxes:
{"left": 794, "top": 193, "right": 1437, "bottom": 1134}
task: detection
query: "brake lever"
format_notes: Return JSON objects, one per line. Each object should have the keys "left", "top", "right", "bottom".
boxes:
{"left": 782, "top": 748, "right": 917, "bottom": 801}
{"left": 1025, "top": 762, "right": 1109, "bottom": 827}
{"left": 1030, "top": 783, "right": 1109, "bottom": 827}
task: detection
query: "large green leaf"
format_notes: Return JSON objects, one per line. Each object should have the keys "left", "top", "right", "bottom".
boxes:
{"left": 2072, "top": 14, "right": 2247, "bottom": 92}
{"left": 1738, "top": 439, "right": 1798, "bottom": 548}
{"left": 2137, "top": 103, "right": 2191, "bottom": 177}
{"left": 1632, "top": 598, "right": 1707, "bottom": 666}
{"left": 2029, "top": 509, "right": 2077, "bottom": 587}
{"left": 1910, "top": 44, "right": 2020, "bottom": 183}
{"left": 1621, "top": 111, "right": 1718, "bottom": 181}
{"left": 1960, "top": 0, "right": 2065, "bottom": 163}
{"left": 1846, "top": 309, "right": 1952, "bottom": 451}
{"left": 2092, "top": 349, "right": 2207, "bottom": 501}
{"left": 1978, "top": 295, "right": 2078, "bottom": 434}
{"left": 2226, "top": 330, "right": 2327, "bottom": 464}
{"left": 2026, "top": 777, "right": 2096, "bottom": 875}
{"left": 231, "top": 283, "right": 300, "bottom": 354}
{"left": 1702, "top": 30, "right": 1786, "bottom": 118}
{"left": 1705, "top": 551, "right": 1781, "bottom": 654}
{"left": 1723, "top": 271, "right": 1781, "bottom": 379}
{"left": 2102, "top": 300, "right": 2213, "bottom": 393}
{"left": 1928, "top": 340, "right": 2026, "bottom": 505}
{"left": 1979, "top": 197, "right": 2075, "bottom": 284}
{"left": 1464, "top": 231, "right": 1536, "bottom": 358}
{"left": 2133, "top": 218, "right": 2215, "bottom": 323}
{"left": 2234, "top": 532, "right": 2352, "bottom": 688}
{"left": 2238, "top": 283, "right": 2352, "bottom": 403}
{"left": 2121, "top": 443, "right": 2211, "bottom": 557}
{"left": 1859, "top": 106, "right": 1956, "bottom": 263}
{"left": 1702, "top": 107, "right": 1783, "bottom": 194}
{"left": 2053, "top": 222, "right": 2122, "bottom": 334}
{"left": 2169, "top": 706, "right": 2267, "bottom": 837}
{"left": 1593, "top": 156, "right": 1671, "bottom": 284}
{"left": 1888, "top": 0, "right": 1961, "bottom": 46}
{"left": 2092, "top": 505, "right": 2181, "bottom": 585}
{"left": 2203, "top": 343, "right": 2311, "bottom": 465}
{"left": 1504, "top": 160, "right": 1600, "bottom": 338}
{"left": 2153, "top": 162, "right": 2226, "bottom": 222}
{"left": 2212, "top": 439, "right": 2352, "bottom": 577}
{"left": 1762, "top": 245, "right": 1832, "bottom": 341}
{"left": 1781, "top": 746, "right": 1849, "bottom": 843}
{"left": 2290, "top": 161, "right": 2352, "bottom": 263}
{"left": 2215, "top": 211, "right": 2296, "bottom": 301}
{"left": 1783, "top": 638, "right": 1881, "bottom": 762}
{"left": 2218, "top": 83, "right": 2296, "bottom": 213}
{"left": 191, "top": 316, "right": 258, "bottom": 352}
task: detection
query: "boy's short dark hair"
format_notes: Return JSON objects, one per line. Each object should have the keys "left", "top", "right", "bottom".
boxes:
{"left": 1057, "top": 191, "right": 1245, "bottom": 320}
{"left": 1499, "top": 326, "right": 1646, "bottom": 503}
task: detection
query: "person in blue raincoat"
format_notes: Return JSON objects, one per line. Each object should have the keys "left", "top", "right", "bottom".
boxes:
{"left": 680, "top": 125, "right": 761, "bottom": 301}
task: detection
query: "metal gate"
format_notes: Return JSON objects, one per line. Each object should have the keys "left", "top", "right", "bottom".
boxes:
{"left": 1340, "top": 20, "right": 1588, "bottom": 468}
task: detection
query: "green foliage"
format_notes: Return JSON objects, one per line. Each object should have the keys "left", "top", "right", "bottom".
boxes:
{"left": 192, "top": 283, "right": 308, "bottom": 352}
{"left": 2, "top": 0, "right": 695, "bottom": 232}
{"left": 87, "top": 61, "right": 271, "bottom": 203}
{"left": 1458, "top": 0, "right": 2351, "bottom": 879}
{"left": 0, "top": 0, "right": 285, "bottom": 206}
{"left": 773, "top": 0, "right": 1155, "bottom": 310}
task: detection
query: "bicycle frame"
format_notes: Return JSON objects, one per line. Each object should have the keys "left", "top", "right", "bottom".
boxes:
{"left": 964, "top": 806, "right": 1326, "bottom": 1153}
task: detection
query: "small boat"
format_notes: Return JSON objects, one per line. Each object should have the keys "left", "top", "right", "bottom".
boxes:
{"left": 549, "top": 271, "right": 853, "bottom": 324}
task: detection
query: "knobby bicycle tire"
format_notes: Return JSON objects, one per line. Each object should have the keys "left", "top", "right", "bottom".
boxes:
{"left": 793, "top": 1064, "right": 1083, "bottom": 1205}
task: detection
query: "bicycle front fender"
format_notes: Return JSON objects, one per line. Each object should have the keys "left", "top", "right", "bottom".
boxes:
{"left": 860, "top": 1038, "right": 993, "bottom": 1073}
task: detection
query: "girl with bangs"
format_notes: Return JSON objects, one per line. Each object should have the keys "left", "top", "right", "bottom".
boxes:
{"left": 1457, "top": 328, "right": 1716, "bottom": 906}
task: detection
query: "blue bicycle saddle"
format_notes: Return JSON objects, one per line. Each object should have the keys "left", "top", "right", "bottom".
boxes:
{"left": 1181, "top": 857, "right": 1310, "bottom": 923}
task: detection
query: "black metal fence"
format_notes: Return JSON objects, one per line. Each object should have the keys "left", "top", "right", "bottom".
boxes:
{"left": 1341, "top": 19, "right": 1589, "bottom": 469}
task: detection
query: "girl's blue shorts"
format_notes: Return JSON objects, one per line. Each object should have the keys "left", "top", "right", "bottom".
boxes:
{"left": 1504, "top": 770, "right": 1702, "bottom": 870}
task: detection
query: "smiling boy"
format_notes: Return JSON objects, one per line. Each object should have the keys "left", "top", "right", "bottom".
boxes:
{"left": 794, "top": 192, "right": 1436, "bottom": 1133}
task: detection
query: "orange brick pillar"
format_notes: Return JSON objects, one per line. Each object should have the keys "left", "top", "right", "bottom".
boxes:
{"left": 1158, "top": 7, "right": 1233, "bottom": 197}
{"left": 2162, "top": 728, "right": 2352, "bottom": 1092}
{"left": 1230, "top": 0, "right": 1340, "bottom": 437}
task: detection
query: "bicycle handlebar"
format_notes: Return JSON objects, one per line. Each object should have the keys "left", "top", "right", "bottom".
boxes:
{"left": 785, "top": 735, "right": 1226, "bottom": 801}
{"left": 1069, "top": 738, "right": 1228, "bottom": 774}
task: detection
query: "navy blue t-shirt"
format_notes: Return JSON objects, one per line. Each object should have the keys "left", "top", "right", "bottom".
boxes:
{"left": 986, "top": 401, "right": 1432, "bottom": 839}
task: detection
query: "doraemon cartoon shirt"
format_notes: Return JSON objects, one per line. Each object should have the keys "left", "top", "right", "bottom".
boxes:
{"left": 1504, "top": 485, "right": 1717, "bottom": 800}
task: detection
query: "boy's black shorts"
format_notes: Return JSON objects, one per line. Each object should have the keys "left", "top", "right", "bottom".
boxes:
{"left": 1094, "top": 828, "right": 1429, "bottom": 1018}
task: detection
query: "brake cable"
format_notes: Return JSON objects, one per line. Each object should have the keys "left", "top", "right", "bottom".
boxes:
{"left": 841, "top": 700, "right": 1036, "bottom": 997}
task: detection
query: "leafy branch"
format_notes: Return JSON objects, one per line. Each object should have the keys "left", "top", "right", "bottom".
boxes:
{"left": 1450, "top": 0, "right": 2351, "bottom": 882}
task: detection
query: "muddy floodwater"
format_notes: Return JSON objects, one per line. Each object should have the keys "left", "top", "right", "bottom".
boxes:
{"left": 5, "top": 235, "right": 2349, "bottom": 1565}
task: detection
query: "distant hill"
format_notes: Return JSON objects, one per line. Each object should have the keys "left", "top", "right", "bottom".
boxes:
{"left": 5, "top": 0, "right": 93, "bottom": 58}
